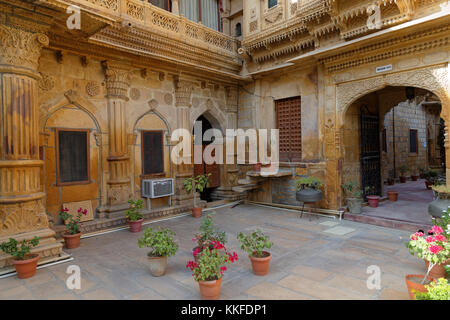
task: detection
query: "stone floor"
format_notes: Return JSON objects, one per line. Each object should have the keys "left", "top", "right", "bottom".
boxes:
{"left": 363, "top": 180, "right": 433, "bottom": 225}
{"left": 0, "top": 204, "right": 426, "bottom": 300}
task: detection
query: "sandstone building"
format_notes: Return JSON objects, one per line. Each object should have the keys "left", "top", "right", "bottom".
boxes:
{"left": 0, "top": 0, "right": 449, "bottom": 270}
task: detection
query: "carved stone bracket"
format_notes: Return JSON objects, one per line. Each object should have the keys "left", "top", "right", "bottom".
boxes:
{"left": 102, "top": 61, "right": 133, "bottom": 100}
{"left": 174, "top": 77, "right": 196, "bottom": 107}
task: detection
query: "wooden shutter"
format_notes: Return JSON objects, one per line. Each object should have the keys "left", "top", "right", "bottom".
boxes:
{"left": 57, "top": 129, "right": 89, "bottom": 185}
{"left": 276, "top": 97, "right": 302, "bottom": 162}
{"left": 142, "top": 131, "right": 164, "bottom": 175}
{"left": 410, "top": 129, "right": 418, "bottom": 153}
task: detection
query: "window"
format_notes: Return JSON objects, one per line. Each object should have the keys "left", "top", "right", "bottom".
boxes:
{"left": 382, "top": 128, "right": 387, "bottom": 152}
{"left": 148, "top": 0, "right": 171, "bottom": 11}
{"left": 142, "top": 131, "right": 164, "bottom": 175}
{"left": 57, "top": 129, "right": 90, "bottom": 185}
{"left": 235, "top": 23, "right": 242, "bottom": 37}
{"left": 268, "top": 0, "right": 278, "bottom": 9}
{"left": 410, "top": 129, "right": 418, "bottom": 153}
{"left": 275, "top": 97, "right": 302, "bottom": 162}
{"left": 180, "top": 0, "right": 221, "bottom": 31}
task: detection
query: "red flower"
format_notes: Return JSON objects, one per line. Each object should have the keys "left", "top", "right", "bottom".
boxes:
{"left": 426, "top": 236, "right": 435, "bottom": 243}
{"left": 414, "top": 232, "right": 424, "bottom": 237}
{"left": 228, "top": 252, "right": 238, "bottom": 263}
{"left": 193, "top": 247, "right": 201, "bottom": 257}
{"left": 78, "top": 208, "right": 82, "bottom": 213}
{"left": 435, "top": 234, "right": 446, "bottom": 242}
{"left": 220, "top": 266, "right": 227, "bottom": 272}
{"left": 429, "top": 245, "right": 443, "bottom": 254}
{"left": 410, "top": 235, "right": 417, "bottom": 241}
{"left": 186, "top": 261, "right": 198, "bottom": 271}
{"left": 431, "top": 225, "right": 444, "bottom": 235}
{"left": 82, "top": 209, "right": 87, "bottom": 215}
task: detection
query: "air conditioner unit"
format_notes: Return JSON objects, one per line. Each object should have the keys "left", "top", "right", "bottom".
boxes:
{"left": 142, "top": 178, "right": 174, "bottom": 199}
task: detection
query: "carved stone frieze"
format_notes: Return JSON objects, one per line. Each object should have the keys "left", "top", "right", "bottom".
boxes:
{"left": 0, "top": 199, "right": 48, "bottom": 237}
{"left": 0, "top": 25, "right": 49, "bottom": 71}
{"left": 86, "top": 81, "right": 101, "bottom": 97}
{"left": 174, "top": 79, "right": 196, "bottom": 107}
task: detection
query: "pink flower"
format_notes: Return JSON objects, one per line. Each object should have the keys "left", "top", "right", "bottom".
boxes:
{"left": 435, "top": 234, "right": 446, "bottom": 242}
{"left": 228, "top": 252, "right": 238, "bottom": 263}
{"left": 220, "top": 266, "right": 227, "bottom": 272}
{"left": 429, "top": 245, "right": 443, "bottom": 254}
{"left": 410, "top": 235, "right": 417, "bottom": 241}
{"left": 82, "top": 209, "right": 87, "bottom": 215}
{"left": 432, "top": 225, "right": 444, "bottom": 235}
{"left": 193, "top": 247, "right": 201, "bottom": 257}
{"left": 426, "top": 236, "right": 435, "bottom": 243}
{"left": 186, "top": 261, "right": 198, "bottom": 271}
{"left": 414, "top": 232, "right": 424, "bottom": 237}
{"left": 212, "top": 241, "right": 224, "bottom": 250}
{"left": 78, "top": 208, "right": 82, "bottom": 213}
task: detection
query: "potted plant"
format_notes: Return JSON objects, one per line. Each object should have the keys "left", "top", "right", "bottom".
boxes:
{"left": 365, "top": 186, "right": 380, "bottom": 208}
{"left": 424, "top": 170, "right": 438, "bottom": 189}
{"left": 419, "top": 167, "right": 426, "bottom": 179}
{"left": 429, "top": 186, "right": 450, "bottom": 220}
{"left": 186, "top": 242, "right": 238, "bottom": 300}
{"left": 184, "top": 173, "right": 211, "bottom": 218}
{"left": 387, "top": 169, "right": 395, "bottom": 185}
{"left": 411, "top": 168, "right": 419, "bottom": 181}
{"left": 126, "top": 199, "right": 144, "bottom": 233}
{"left": 237, "top": 229, "right": 273, "bottom": 276}
{"left": 295, "top": 176, "right": 323, "bottom": 203}
{"left": 414, "top": 278, "right": 450, "bottom": 300}
{"left": 138, "top": 227, "right": 178, "bottom": 277}
{"left": 405, "top": 226, "right": 450, "bottom": 299}
{"left": 192, "top": 212, "right": 227, "bottom": 261}
{"left": 387, "top": 190, "right": 398, "bottom": 202}
{"left": 59, "top": 207, "right": 87, "bottom": 249}
{"left": 399, "top": 165, "right": 408, "bottom": 183}
{"left": 0, "top": 237, "right": 40, "bottom": 279}
{"left": 341, "top": 181, "right": 363, "bottom": 214}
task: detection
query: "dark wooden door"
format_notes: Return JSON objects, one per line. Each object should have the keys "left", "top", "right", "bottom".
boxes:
{"left": 276, "top": 97, "right": 302, "bottom": 162}
{"left": 360, "top": 113, "right": 381, "bottom": 198}
{"left": 194, "top": 145, "right": 220, "bottom": 188}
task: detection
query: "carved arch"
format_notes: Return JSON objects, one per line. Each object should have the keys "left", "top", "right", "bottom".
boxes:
{"left": 190, "top": 99, "right": 226, "bottom": 133}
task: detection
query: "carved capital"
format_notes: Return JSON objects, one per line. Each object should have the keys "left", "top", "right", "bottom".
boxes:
{"left": 174, "top": 78, "right": 196, "bottom": 107}
{"left": 102, "top": 61, "right": 132, "bottom": 100}
{"left": 0, "top": 25, "right": 49, "bottom": 71}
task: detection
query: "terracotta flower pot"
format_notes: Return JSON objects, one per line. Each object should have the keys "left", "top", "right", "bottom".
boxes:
{"left": 63, "top": 232, "right": 81, "bottom": 249}
{"left": 129, "top": 218, "right": 143, "bottom": 233}
{"left": 387, "top": 178, "right": 395, "bottom": 185}
{"left": 253, "top": 163, "right": 262, "bottom": 172}
{"left": 425, "top": 181, "right": 433, "bottom": 190}
{"left": 425, "top": 260, "right": 450, "bottom": 279}
{"left": 367, "top": 195, "right": 380, "bottom": 208}
{"left": 192, "top": 207, "right": 202, "bottom": 218}
{"left": 411, "top": 175, "right": 419, "bottom": 181}
{"left": 249, "top": 251, "right": 272, "bottom": 276}
{"left": 147, "top": 254, "right": 167, "bottom": 277}
{"left": 405, "top": 274, "right": 433, "bottom": 300}
{"left": 399, "top": 176, "right": 407, "bottom": 183}
{"left": 13, "top": 254, "right": 39, "bottom": 279}
{"left": 387, "top": 191, "right": 398, "bottom": 202}
{"left": 198, "top": 277, "right": 222, "bottom": 300}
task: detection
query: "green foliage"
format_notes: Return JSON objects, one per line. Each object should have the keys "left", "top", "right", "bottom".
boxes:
{"left": 189, "top": 248, "right": 235, "bottom": 281}
{"left": 0, "top": 237, "right": 40, "bottom": 260}
{"left": 184, "top": 174, "right": 211, "bottom": 194}
{"left": 295, "top": 176, "right": 323, "bottom": 191}
{"left": 364, "top": 186, "right": 378, "bottom": 196}
{"left": 138, "top": 227, "right": 178, "bottom": 257}
{"left": 125, "top": 199, "right": 144, "bottom": 222}
{"left": 341, "top": 180, "right": 363, "bottom": 198}
{"left": 237, "top": 229, "right": 273, "bottom": 258}
{"left": 415, "top": 278, "right": 450, "bottom": 300}
{"left": 194, "top": 212, "right": 227, "bottom": 247}
{"left": 398, "top": 165, "right": 409, "bottom": 175}
{"left": 432, "top": 208, "right": 450, "bottom": 241}
{"left": 59, "top": 207, "right": 86, "bottom": 235}
{"left": 423, "top": 169, "right": 438, "bottom": 182}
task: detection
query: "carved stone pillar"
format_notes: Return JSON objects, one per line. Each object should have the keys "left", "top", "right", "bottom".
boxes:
{"left": 0, "top": 25, "right": 63, "bottom": 269}
{"left": 172, "top": 78, "right": 196, "bottom": 206}
{"left": 171, "top": 0, "right": 180, "bottom": 14}
{"left": 101, "top": 61, "right": 133, "bottom": 217}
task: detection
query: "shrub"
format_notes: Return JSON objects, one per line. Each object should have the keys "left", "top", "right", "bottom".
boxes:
{"left": 138, "top": 227, "right": 178, "bottom": 257}
{"left": 184, "top": 174, "right": 211, "bottom": 207}
{"left": 342, "top": 181, "right": 363, "bottom": 198}
{"left": 193, "top": 212, "right": 227, "bottom": 249}
{"left": 415, "top": 278, "right": 450, "bottom": 300}
{"left": 295, "top": 176, "right": 322, "bottom": 191}
{"left": 237, "top": 229, "right": 273, "bottom": 258}
{"left": 125, "top": 199, "right": 144, "bottom": 222}
{"left": 0, "top": 237, "right": 40, "bottom": 260}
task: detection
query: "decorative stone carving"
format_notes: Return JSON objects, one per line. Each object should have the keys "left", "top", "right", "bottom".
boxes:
{"left": 0, "top": 199, "right": 48, "bottom": 236}
{"left": 0, "top": 25, "right": 49, "bottom": 71}
{"left": 225, "top": 86, "right": 238, "bottom": 113}
{"left": 86, "top": 81, "right": 100, "bottom": 97}
{"left": 174, "top": 78, "right": 196, "bottom": 107}
{"left": 38, "top": 73, "right": 55, "bottom": 91}
{"left": 94, "top": 132, "right": 102, "bottom": 147}
{"left": 164, "top": 93, "right": 173, "bottom": 105}
{"left": 103, "top": 61, "right": 132, "bottom": 100}
{"left": 148, "top": 99, "right": 158, "bottom": 111}
{"left": 130, "top": 88, "right": 141, "bottom": 100}
{"left": 249, "top": 20, "right": 258, "bottom": 33}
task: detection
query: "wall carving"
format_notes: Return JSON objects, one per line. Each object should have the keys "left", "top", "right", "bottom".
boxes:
{"left": 164, "top": 93, "right": 173, "bottom": 105}
{"left": 86, "top": 81, "right": 100, "bottom": 97}
{"left": 174, "top": 79, "right": 196, "bottom": 107}
{"left": 0, "top": 199, "right": 48, "bottom": 236}
{"left": 130, "top": 88, "right": 141, "bottom": 100}
{"left": 38, "top": 73, "right": 55, "bottom": 91}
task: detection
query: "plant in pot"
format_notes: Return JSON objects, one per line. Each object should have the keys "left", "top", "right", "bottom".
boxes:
{"left": 59, "top": 207, "right": 87, "bottom": 249}
{"left": 192, "top": 212, "right": 227, "bottom": 261}
{"left": 184, "top": 173, "right": 211, "bottom": 218}
{"left": 411, "top": 168, "right": 419, "bottom": 181}
{"left": 138, "top": 227, "right": 178, "bottom": 277}
{"left": 186, "top": 242, "right": 238, "bottom": 300}
{"left": 387, "top": 169, "right": 395, "bottom": 185}
{"left": 341, "top": 181, "right": 363, "bottom": 214}
{"left": 429, "top": 185, "right": 450, "bottom": 220}
{"left": 405, "top": 227, "right": 450, "bottom": 299}
{"left": 414, "top": 278, "right": 450, "bottom": 300}
{"left": 364, "top": 186, "right": 380, "bottom": 208}
{"left": 0, "top": 237, "right": 40, "bottom": 279}
{"left": 399, "top": 165, "right": 408, "bottom": 183}
{"left": 237, "top": 229, "right": 274, "bottom": 276}
{"left": 424, "top": 170, "right": 438, "bottom": 189}
{"left": 295, "top": 176, "right": 323, "bottom": 203}
{"left": 419, "top": 167, "right": 426, "bottom": 179}
{"left": 126, "top": 199, "right": 144, "bottom": 233}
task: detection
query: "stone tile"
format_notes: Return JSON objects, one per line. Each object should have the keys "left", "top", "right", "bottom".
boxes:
{"left": 379, "top": 288, "right": 410, "bottom": 300}
{"left": 22, "top": 269, "right": 54, "bottom": 287}
{"left": 289, "top": 265, "right": 333, "bottom": 282}
{"left": 325, "top": 274, "right": 376, "bottom": 298}
{"left": 245, "top": 282, "right": 311, "bottom": 300}
{"left": 323, "top": 226, "right": 356, "bottom": 236}
{"left": 128, "top": 289, "right": 165, "bottom": 300}
{"left": 82, "top": 288, "right": 120, "bottom": 300}
{"left": 28, "top": 280, "right": 68, "bottom": 299}
{"left": 0, "top": 285, "right": 32, "bottom": 300}
{"left": 48, "top": 292, "right": 79, "bottom": 300}
{"left": 319, "top": 221, "right": 340, "bottom": 227}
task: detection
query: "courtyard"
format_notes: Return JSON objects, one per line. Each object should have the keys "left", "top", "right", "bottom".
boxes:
{"left": 0, "top": 204, "right": 424, "bottom": 300}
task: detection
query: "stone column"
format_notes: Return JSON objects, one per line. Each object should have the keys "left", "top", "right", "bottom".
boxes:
{"left": 101, "top": 61, "right": 133, "bottom": 217}
{"left": 172, "top": 77, "right": 196, "bottom": 207}
{"left": 0, "top": 25, "right": 63, "bottom": 269}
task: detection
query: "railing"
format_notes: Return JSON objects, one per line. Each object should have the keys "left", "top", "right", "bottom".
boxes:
{"left": 73, "top": 0, "right": 237, "bottom": 53}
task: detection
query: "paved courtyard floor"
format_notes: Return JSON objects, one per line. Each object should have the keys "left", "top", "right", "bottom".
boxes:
{"left": 0, "top": 204, "right": 426, "bottom": 300}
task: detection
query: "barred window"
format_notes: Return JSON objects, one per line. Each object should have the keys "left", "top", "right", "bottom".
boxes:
{"left": 275, "top": 97, "right": 302, "bottom": 162}
{"left": 142, "top": 131, "right": 164, "bottom": 175}
{"left": 57, "top": 129, "right": 90, "bottom": 185}
{"left": 410, "top": 129, "right": 418, "bottom": 153}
